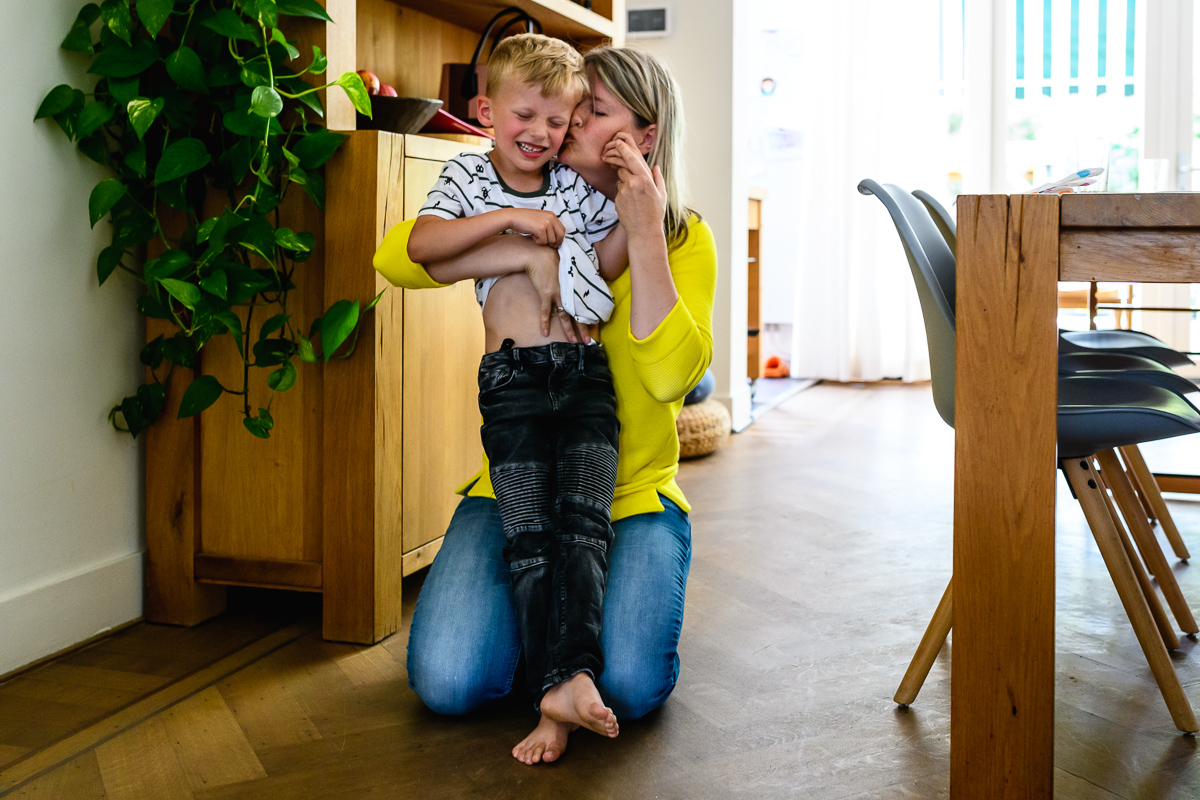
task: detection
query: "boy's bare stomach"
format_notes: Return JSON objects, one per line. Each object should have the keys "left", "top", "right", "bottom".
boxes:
{"left": 482, "top": 273, "right": 597, "bottom": 353}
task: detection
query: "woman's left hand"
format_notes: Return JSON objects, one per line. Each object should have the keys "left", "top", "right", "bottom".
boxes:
{"left": 603, "top": 133, "right": 666, "bottom": 239}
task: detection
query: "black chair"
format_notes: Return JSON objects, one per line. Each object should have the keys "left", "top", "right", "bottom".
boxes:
{"left": 860, "top": 178, "right": 1200, "bottom": 732}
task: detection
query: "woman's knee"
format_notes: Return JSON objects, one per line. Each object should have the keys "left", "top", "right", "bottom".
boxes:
{"left": 407, "top": 644, "right": 507, "bottom": 715}
{"left": 599, "top": 652, "right": 680, "bottom": 720}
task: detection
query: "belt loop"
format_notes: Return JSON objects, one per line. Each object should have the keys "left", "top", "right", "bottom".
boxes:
{"left": 501, "top": 338, "right": 515, "bottom": 351}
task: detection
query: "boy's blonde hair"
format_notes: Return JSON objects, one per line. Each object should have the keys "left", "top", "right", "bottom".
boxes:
{"left": 486, "top": 33, "right": 588, "bottom": 100}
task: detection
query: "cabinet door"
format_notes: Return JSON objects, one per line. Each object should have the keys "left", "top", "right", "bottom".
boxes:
{"left": 400, "top": 156, "right": 487, "bottom": 554}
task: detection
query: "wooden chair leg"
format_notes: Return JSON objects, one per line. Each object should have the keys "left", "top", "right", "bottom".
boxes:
{"left": 1095, "top": 456, "right": 1181, "bottom": 649}
{"left": 894, "top": 579, "right": 952, "bottom": 706}
{"left": 1098, "top": 450, "right": 1197, "bottom": 634}
{"left": 1120, "top": 445, "right": 1190, "bottom": 560}
{"left": 1125, "top": 459, "right": 1159, "bottom": 526}
{"left": 1063, "top": 457, "right": 1198, "bottom": 732}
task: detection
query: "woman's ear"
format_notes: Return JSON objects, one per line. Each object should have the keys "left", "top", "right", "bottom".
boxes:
{"left": 636, "top": 124, "right": 657, "bottom": 156}
{"left": 476, "top": 96, "right": 495, "bottom": 128}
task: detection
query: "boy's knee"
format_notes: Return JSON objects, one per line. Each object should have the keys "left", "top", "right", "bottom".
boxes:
{"left": 408, "top": 668, "right": 485, "bottom": 716}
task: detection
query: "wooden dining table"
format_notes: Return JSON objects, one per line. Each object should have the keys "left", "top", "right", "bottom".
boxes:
{"left": 952, "top": 192, "right": 1200, "bottom": 799}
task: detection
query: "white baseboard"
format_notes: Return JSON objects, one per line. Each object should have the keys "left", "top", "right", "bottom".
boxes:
{"left": 716, "top": 383, "right": 754, "bottom": 433}
{"left": 0, "top": 552, "right": 143, "bottom": 677}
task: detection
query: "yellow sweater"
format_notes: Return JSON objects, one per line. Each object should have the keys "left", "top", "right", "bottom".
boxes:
{"left": 373, "top": 217, "right": 716, "bottom": 521}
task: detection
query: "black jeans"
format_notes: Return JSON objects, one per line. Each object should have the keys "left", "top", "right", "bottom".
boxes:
{"left": 478, "top": 340, "right": 620, "bottom": 703}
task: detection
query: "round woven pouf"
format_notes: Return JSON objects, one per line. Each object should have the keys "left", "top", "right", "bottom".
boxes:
{"left": 676, "top": 398, "right": 731, "bottom": 459}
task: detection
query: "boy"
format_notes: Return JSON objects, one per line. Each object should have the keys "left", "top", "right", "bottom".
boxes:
{"left": 407, "top": 33, "right": 626, "bottom": 762}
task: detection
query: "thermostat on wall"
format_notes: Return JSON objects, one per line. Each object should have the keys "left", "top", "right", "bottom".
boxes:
{"left": 627, "top": 6, "right": 672, "bottom": 38}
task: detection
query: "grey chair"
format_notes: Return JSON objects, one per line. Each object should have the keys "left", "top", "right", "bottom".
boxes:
{"left": 860, "top": 178, "right": 1200, "bottom": 732}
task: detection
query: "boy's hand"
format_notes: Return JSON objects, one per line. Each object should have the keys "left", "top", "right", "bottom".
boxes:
{"left": 509, "top": 209, "right": 565, "bottom": 248}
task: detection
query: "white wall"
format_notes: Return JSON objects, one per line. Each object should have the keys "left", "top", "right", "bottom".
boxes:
{"left": 0, "top": 1, "right": 144, "bottom": 676}
{"left": 628, "top": 0, "right": 752, "bottom": 430}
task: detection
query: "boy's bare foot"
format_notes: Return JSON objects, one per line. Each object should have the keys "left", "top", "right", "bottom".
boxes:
{"left": 512, "top": 714, "right": 573, "bottom": 765}
{"left": 539, "top": 672, "right": 619, "bottom": 738}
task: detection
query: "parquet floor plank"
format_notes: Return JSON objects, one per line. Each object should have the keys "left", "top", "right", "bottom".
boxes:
{"left": 94, "top": 717, "right": 194, "bottom": 800}
{"left": 159, "top": 687, "right": 266, "bottom": 792}
{"left": 217, "top": 653, "right": 323, "bottom": 751}
{"left": 8, "top": 752, "right": 106, "bottom": 799}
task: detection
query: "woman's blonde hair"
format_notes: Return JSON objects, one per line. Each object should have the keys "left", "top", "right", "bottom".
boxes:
{"left": 583, "top": 46, "right": 695, "bottom": 247}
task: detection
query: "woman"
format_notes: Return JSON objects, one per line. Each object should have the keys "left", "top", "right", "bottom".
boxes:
{"left": 373, "top": 46, "right": 717, "bottom": 764}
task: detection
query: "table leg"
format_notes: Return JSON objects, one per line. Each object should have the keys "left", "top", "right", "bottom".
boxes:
{"left": 952, "top": 195, "right": 1060, "bottom": 799}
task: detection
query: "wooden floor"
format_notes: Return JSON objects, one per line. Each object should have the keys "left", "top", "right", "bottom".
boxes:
{"left": 6, "top": 382, "right": 1200, "bottom": 798}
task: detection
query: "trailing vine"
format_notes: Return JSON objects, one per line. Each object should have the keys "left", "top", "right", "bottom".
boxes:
{"left": 36, "top": 0, "right": 375, "bottom": 438}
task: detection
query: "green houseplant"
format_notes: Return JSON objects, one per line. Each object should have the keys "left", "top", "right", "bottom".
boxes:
{"left": 36, "top": 0, "right": 375, "bottom": 438}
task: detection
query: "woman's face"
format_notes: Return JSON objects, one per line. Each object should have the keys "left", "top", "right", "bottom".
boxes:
{"left": 558, "top": 70, "right": 654, "bottom": 182}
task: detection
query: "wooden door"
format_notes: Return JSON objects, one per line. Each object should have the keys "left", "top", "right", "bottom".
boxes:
{"left": 399, "top": 156, "right": 486, "bottom": 556}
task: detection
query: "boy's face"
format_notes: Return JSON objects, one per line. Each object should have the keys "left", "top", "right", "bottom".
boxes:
{"left": 478, "top": 80, "right": 578, "bottom": 176}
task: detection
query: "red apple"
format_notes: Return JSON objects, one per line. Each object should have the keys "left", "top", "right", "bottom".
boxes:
{"left": 379, "top": 83, "right": 398, "bottom": 97}
{"left": 356, "top": 69, "right": 380, "bottom": 95}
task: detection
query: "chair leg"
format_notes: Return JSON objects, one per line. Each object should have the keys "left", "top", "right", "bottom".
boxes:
{"left": 1127, "top": 461, "right": 1159, "bottom": 527}
{"left": 1063, "top": 457, "right": 1198, "bottom": 732}
{"left": 894, "top": 579, "right": 952, "bottom": 706}
{"left": 1098, "top": 450, "right": 1197, "bottom": 634}
{"left": 1095, "top": 456, "right": 1182, "bottom": 649}
{"left": 1120, "top": 444, "right": 1190, "bottom": 560}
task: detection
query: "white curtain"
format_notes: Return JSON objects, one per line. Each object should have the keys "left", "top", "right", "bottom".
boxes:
{"left": 789, "top": 1, "right": 948, "bottom": 383}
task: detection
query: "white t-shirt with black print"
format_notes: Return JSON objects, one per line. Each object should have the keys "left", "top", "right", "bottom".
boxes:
{"left": 417, "top": 152, "right": 618, "bottom": 324}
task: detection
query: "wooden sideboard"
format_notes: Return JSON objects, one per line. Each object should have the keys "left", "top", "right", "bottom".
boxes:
{"left": 144, "top": 1, "right": 623, "bottom": 643}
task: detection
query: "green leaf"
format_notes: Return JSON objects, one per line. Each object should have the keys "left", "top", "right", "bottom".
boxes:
{"left": 252, "top": 338, "right": 292, "bottom": 366}
{"left": 293, "top": 84, "right": 324, "bottom": 118}
{"left": 199, "top": 268, "right": 228, "bottom": 299}
{"left": 215, "top": 311, "right": 244, "bottom": 353}
{"left": 137, "top": 293, "right": 170, "bottom": 319}
{"left": 297, "top": 168, "right": 325, "bottom": 210}
{"left": 202, "top": 8, "right": 258, "bottom": 41}
{"left": 78, "top": 131, "right": 109, "bottom": 165}
{"left": 107, "top": 76, "right": 138, "bottom": 105}
{"left": 123, "top": 140, "right": 146, "bottom": 176}
{"left": 292, "top": 128, "right": 347, "bottom": 169}
{"left": 207, "top": 209, "right": 245, "bottom": 253}
{"left": 140, "top": 336, "right": 164, "bottom": 369}
{"left": 268, "top": 360, "right": 297, "bottom": 392}
{"left": 137, "top": 0, "right": 174, "bottom": 38}
{"left": 250, "top": 86, "right": 283, "bottom": 118}
{"left": 196, "top": 218, "right": 218, "bottom": 243}
{"left": 137, "top": 383, "right": 166, "bottom": 424}
{"left": 320, "top": 299, "right": 359, "bottom": 362}
{"left": 144, "top": 249, "right": 192, "bottom": 284}
{"left": 365, "top": 287, "right": 386, "bottom": 313}
{"left": 243, "top": 407, "right": 274, "bottom": 438}
{"left": 222, "top": 109, "right": 270, "bottom": 138}
{"left": 270, "top": 28, "right": 299, "bottom": 59}
{"left": 165, "top": 47, "right": 209, "bottom": 93}
{"left": 159, "top": 277, "right": 201, "bottom": 309}
{"left": 88, "top": 179, "right": 126, "bottom": 227}
{"left": 236, "top": 215, "right": 277, "bottom": 261}
{"left": 241, "top": 0, "right": 278, "bottom": 27}
{"left": 239, "top": 59, "right": 272, "bottom": 88}
{"left": 258, "top": 313, "right": 290, "bottom": 342}
{"left": 35, "top": 85, "right": 77, "bottom": 120}
{"left": 97, "top": 245, "right": 125, "bottom": 285}
{"left": 89, "top": 37, "right": 157, "bottom": 78}
{"left": 209, "top": 60, "right": 241, "bottom": 87}
{"left": 276, "top": 0, "right": 332, "bottom": 22}
{"left": 297, "top": 334, "right": 318, "bottom": 362}
{"left": 274, "top": 227, "right": 313, "bottom": 252}
{"left": 62, "top": 4, "right": 101, "bottom": 54}
{"left": 308, "top": 46, "right": 327, "bottom": 74}
{"left": 114, "top": 209, "right": 156, "bottom": 246}
{"left": 334, "top": 72, "right": 372, "bottom": 118}
{"left": 100, "top": 0, "right": 132, "bottom": 45}
{"left": 178, "top": 375, "right": 224, "bottom": 419}
{"left": 126, "top": 97, "right": 164, "bottom": 139}
{"left": 154, "top": 138, "right": 210, "bottom": 184}
{"left": 76, "top": 101, "right": 114, "bottom": 140}
{"left": 160, "top": 335, "right": 196, "bottom": 367}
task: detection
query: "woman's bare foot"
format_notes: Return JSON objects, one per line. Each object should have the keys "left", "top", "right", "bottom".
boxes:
{"left": 512, "top": 714, "right": 573, "bottom": 765}
{"left": 539, "top": 672, "right": 619, "bottom": 738}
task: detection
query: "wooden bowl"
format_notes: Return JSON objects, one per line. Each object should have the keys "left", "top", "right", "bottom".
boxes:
{"left": 357, "top": 97, "right": 444, "bottom": 134}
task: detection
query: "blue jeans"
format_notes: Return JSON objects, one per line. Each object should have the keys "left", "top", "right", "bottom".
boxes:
{"left": 407, "top": 493, "right": 692, "bottom": 720}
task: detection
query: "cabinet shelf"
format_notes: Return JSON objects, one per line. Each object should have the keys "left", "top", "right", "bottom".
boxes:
{"left": 388, "top": 0, "right": 616, "bottom": 43}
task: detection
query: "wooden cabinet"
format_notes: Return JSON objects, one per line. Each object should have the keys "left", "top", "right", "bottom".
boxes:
{"left": 144, "top": 0, "right": 622, "bottom": 644}
{"left": 747, "top": 189, "right": 766, "bottom": 379}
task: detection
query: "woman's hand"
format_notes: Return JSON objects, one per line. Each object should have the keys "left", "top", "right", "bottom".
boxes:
{"left": 524, "top": 240, "right": 589, "bottom": 342}
{"left": 603, "top": 133, "right": 667, "bottom": 240}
